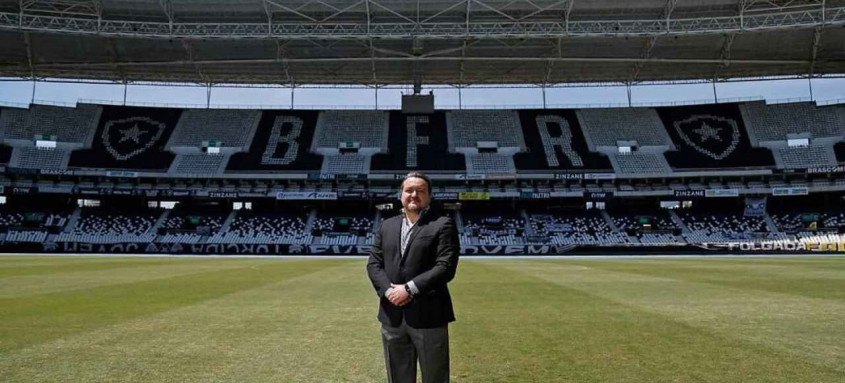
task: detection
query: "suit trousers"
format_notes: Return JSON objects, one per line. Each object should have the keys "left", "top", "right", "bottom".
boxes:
{"left": 381, "top": 319, "right": 450, "bottom": 383}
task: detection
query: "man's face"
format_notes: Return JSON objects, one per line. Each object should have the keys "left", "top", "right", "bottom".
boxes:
{"left": 401, "top": 177, "right": 431, "bottom": 213}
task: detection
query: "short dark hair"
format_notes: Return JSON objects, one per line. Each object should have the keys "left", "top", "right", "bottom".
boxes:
{"left": 401, "top": 171, "right": 432, "bottom": 194}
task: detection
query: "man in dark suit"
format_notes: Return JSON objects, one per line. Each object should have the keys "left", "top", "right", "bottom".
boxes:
{"left": 367, "top": 171, "right": 460, "bottom": 383}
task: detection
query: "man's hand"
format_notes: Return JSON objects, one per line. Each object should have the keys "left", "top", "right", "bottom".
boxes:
{"left": 387, "top": 283, "right": 412, "bottom": 306}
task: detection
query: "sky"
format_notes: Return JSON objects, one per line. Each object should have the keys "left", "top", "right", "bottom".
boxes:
{"left": 0, "top": 77, "right": 843, "bottom": 109}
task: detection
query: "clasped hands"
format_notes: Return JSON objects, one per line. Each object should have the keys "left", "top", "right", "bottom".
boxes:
{"left": 386, "top": 283, "right": 412, "bottom": 307}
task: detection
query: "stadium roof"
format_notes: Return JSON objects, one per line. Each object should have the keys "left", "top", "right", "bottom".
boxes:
{"left": 0, "top": 0, "right": 843, "bottom": 86}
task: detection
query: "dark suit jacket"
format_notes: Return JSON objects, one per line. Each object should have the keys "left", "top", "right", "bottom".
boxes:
{"left": 367, "top": 209, "right": 460, "bottom": 328}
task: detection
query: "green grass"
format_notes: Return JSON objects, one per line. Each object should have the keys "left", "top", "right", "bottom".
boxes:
{"left": 1, "top": 255, "right": 844, "bottom": 382}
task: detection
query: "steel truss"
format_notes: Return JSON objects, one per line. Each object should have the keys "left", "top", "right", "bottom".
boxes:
{"left": 0, "top": 4, "right": 843, "bottom": 39}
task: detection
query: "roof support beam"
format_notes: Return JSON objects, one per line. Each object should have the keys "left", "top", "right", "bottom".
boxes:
{"left": 5, "top": 7, "right": 843, "bottom": 39}
{"left": 22, "top": 31, "right": 34, "bottom": 79}
{"left": 180, "top": 40, "right": 207, "bottom": 85}
{"left": 714, "top": 32, "right": 737, "bottom": 80}
{"left": 518, "top": 0, "right": 570, "bottom": 21}
{"left": 365, "top": 0, "right": 378, "bottom": 86}
{"left": 420, "top": 0, "right": 465, "bottom": 24}
{"left": 264, "top": 0, "right": 318, "bottom": 22}
{"left": 663, "top": 0, "right": 678, "bottom": 30}
{"left": 159, "top": 0, "right": 173, "bottom": 34}
{"left": 630, "top": 35, "right": 659, "bottom": 83}
{"left": 32, "top": 56, "right": 813, "bottom": 68}
{"left": 276, "top": 39, "right": 293, "bottom": 86}
{"left": 470, "top": 0, "right": 518, "bottom": 22}
{"left": 808, "top": 26, "right": 822, "bottom": 76}
{"left": 369, "top": 0, "right": 417, "bottom": 25}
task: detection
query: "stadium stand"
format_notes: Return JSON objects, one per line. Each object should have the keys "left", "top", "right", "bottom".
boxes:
{"left": 166, "top": 109, "right": 260, "bottom": 148}
{"left": 611, "top": 211, "right": 680, "bottom": 245}
{"left": 527, "top": 210, "right": 628, "bottom": 245}
{"left": 323, "top": 153, "right": 368, "bottom": 174}
{"left": 514, "top": 110, "right": 612, "bottom": 171}
{"left": 678, "top": 210, "right": 773, "bottom": 242}
{"left": 313, "top": 110, "right": 388, "bottom": 149}
{"left": 658, "top": 103, "right": 775, "bottom": 169}
{"left": 0, "top": 104, "right": 100, "bottom": 144}
{"left": 227, "top": 111, "right": 323, "bottom": 171}
{"left": 5, "top": 229, "right": 49, "bottom": 243}
{"left": 371, "top": 112, "right": 465, "bottom": 171}
{"left": 56, "top": 210, "right": 158, "bottom": 243}
{"left": 609, "top": 152, "right": 673, "bottom": 174}
{"left": 157, "top": 211, "right": 227, "bottom": 244}
{"left": 771, "top": 145, "right": 838, "bottom": 169}
{"left": 446, "top": 110, "right": 526, "bottom": 150}
{"left": 739, "top": 102, "right": 843, "bottom": 143}
{"left": 460, "top": 210, "right": 526, "bottom": 245}
{"left": 168, "top": 153, "right": 229, "bottom": 175}
{"left": 577, "top": 107, "right": 672, "bottom": 149}
{"left": 467, "top": 153, "right": 516, "bottom": 174}
{"left": 208, "top": 211, "right": 312, "bottom": 244}
{"left": 311, "top": 208, "right": 375, "bottom": 245}
{"left": 10, "top": 146, "right": 69, "bottom": 169}
{"left": 311, "top": 110, "right": 388, "bottom": 175}
{"left": 68, "top": 105, "right": 179, "bottom": 170}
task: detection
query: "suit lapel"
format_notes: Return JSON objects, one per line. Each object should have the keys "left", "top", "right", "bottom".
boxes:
{"left": 399, "top": 214, "right": 429, "bottom": 267}
{"left": 390, "top": 217, "right": 403, "bottom": 268}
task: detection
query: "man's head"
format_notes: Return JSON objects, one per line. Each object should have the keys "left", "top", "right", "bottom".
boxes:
{"left": 400, "top": 171, "right": 432, "bottom": 213}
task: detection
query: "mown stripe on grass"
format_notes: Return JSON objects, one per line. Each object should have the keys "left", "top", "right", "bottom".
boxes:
{"left": 568, "top": 258, "right": 845, "bottom": 301}
{"left": 453, "top": 262, "right": 843, "bottom": 382}
{"left": 494, "top": 260, "right": 845, "bottom": 376}
{"left": 0, "top": 261, "right": 381, "bottom": 383}
{"left": 0, "top": 259, "right": 341, "bottom": 354}
{"left": 0, "top": 259, "right": 264, "bottom": 298}
{"left": 0, "top": 257, "right": 192, "bottom": 278}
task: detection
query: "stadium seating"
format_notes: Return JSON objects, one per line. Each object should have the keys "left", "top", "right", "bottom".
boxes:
{"left": 311, "top": 212, "right": 374, "bottom": 245}
{"left": 323, "top": 153, "right": 368, "bottom": 174}
{"left": 208, "top": 211, "right": 311, "bottom": 244}
{"left": 56, "top": 210, "right": 158, "bottom": 243}
{"left": 610, "top": 152, "right": 672, "bottom": 174}
{"left": 514, "top": 110, "right": 613, "bottom": 171}
{"left": 461, "top": 212, "right": 526, "bottom": 245}
{"left": 467, "top": 153, "right": 515, "bottom": 174}
{"left": 446, "top": 110, "right": 526, "bottom": 149}
{"left": 11, "top": 147, "right": 69, "bottom": 169}
{"left": 4, "top": 229, "right": 48, "bottom": 243}
{"left": 0, "top": 104, "right": 99, "bottom": 144}
{"left": 314, "top": 110, "right": 388, "bottom": 149}
{"left": 658, "top": 104, "right": 775, "bottom": 169}
{"left": 772, "top": 145, "right": 838, "bottom": 169}
{"left": 678, "top": 211, "right": 772, "bottom": 242}
{"left": 169, "top": 153, "right": 229, "bottom": 175}
{"left": 611, "top": 212, "right": 680, "bottom": 245}
{"left": 371, "top": 112, "right": 465, "bottom": 171}
{"left": 167, "top": 109, "right": 260, "bottom": 148}
{"left": 770, "top": 209, "right": 845, "bottom": 240}
{"left": 526, "top": 211, "right": 628, "bottom": 245}
{"left": 68, "top": 105, "right": 179, "bottom": 170}
{"left": 226, "top": 111, "right": 323, "bottom": 171}
{"left": 577, "top": 107, "right": 672, "bottom": 148}
{"left": 157, "top": 211, "right": 226, "bottom": 244}
{"left": 740, "top": 102, "right": 843, "bottom": 143}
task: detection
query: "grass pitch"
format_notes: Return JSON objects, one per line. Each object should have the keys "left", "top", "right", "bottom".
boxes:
{"left": 1, "top": 255, "right": 843, "bottom": 382}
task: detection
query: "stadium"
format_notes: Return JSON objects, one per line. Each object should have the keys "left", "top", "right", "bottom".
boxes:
{"left": 1, "top": 0, "right": 844, "bottom": 382}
